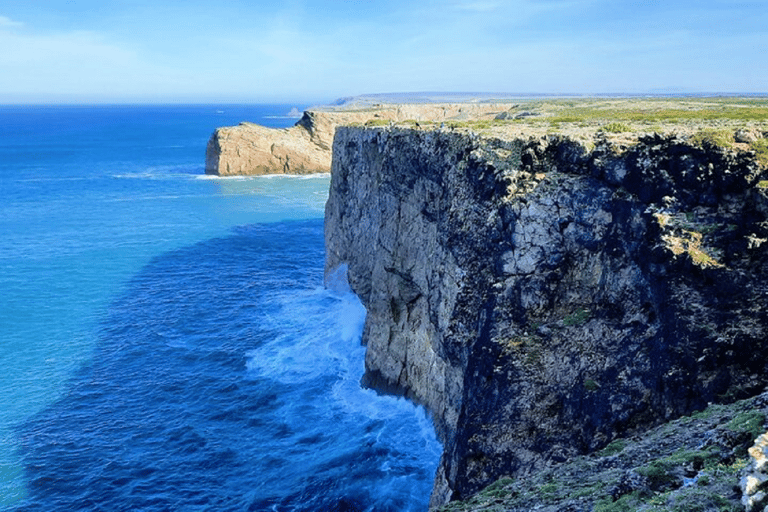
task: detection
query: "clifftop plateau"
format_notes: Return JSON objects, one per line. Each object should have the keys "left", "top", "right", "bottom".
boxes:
{"left": 323, "top": 103, "right": 768, "bottom": 510}
{"left": 206, "top": 97, "right": 768, "bottom": 175}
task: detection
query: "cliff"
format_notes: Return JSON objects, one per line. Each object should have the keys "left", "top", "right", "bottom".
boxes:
{"left": 324, "top": 125, "right": 768, "bottom": 508}
{"left": 204, "top": 103, "right": 515, "bottom": 176}
{"left": 205, "top": 118, "right": 331, "bottom": 176}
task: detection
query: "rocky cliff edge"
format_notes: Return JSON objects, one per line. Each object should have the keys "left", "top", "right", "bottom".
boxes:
{"left": 324, "top": 125, "right": 768, "bottom": 508}
{"left": 204, "top": 103, "right": 515, "bottom": 176}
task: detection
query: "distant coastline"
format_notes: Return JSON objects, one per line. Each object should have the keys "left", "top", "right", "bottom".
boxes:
{"left": 206, "top": 95, "right": 768, "bottom": 176}
{"left": 326, "top": 91, "right": 768, "bottom": 107}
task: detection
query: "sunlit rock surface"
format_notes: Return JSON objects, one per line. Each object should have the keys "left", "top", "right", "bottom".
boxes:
{"left": 205, "top": 104, "right": 515, "bottom": 175}
{"left": 743, "top": 431, "right": 768, "bottom": 512}
{"left": 324, "top": 125, "right": 768, "bottom": 507}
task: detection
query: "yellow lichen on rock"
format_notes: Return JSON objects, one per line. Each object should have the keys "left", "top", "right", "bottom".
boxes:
{"left": 742, "top": 432, "right": 768, "bottom": 512}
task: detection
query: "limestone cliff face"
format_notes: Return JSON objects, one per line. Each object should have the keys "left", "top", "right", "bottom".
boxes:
{"left": 324, "top": 126, "right": 768, "bottom": 507}
{"left": 205, "top": 117, "right": 330, "bottom": 176}
{"left": 205, "top": 104, "right": 514, "bottom": 176}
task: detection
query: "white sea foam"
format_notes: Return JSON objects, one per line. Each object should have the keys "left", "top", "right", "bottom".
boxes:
{"left": 111, "top": 170, "right": 201, "bottom": 181}
{"left": 244, "top": 278, "right": 440, "bottom": 511}
{"left": 260, "top": 172, "right": 331, "bottom": 179}
{"left": 194, "top": 174, "right": 250, "bottom": 180}
{"left": 245, "top": 283, "right": 366, "bottom": 385}
{"left": 197, "top": 173, "right": 330, "bottom": 180}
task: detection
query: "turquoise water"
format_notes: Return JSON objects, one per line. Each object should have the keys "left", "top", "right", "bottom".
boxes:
{"left": 0, "top": 106, "right": 440, "bottom": 510}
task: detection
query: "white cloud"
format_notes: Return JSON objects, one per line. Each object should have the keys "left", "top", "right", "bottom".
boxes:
{"left": 0, "top": 15, "right": 24, "bottom": 29}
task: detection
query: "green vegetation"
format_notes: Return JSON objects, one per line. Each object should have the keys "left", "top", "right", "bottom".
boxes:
{"left": 599, "top": 439, "right": 627, "bottom": 456}
{"left": 485, "top": 477, "right": 514, "bottom": 490}
{"left": 594, "top": 492, "right": 643, "bottom": 512}
{"left": 637, "top": 448, "right": 720, "bottom": 490}
{"left": 550, "top": 116, "right": 583, "bottom": 124}
{"left": 727, "top": 411, "right": 765, "bottom": 456}
{"left": 584, "top": 379, "right": 599, "bottom": 392}
{"left": 358, "top": 100, "right": 768, "bottom": 170}
{"left": 539, "top": 481, "right": 560, "bottom": 499}
{"left": 726, "top": 410, "right": 764, "bottom": 438}
{"left": 563, "top": 307, "right": 591, "bottom": 327}
{"left": 689, "top": 128, "right": 735, "bottom": 148}
{"left": 483, "top": 477, "right": 514, "bottom": 495}
{"left": 688, "top": 246, "right": 722, "bottom": 268}
{"left": 364, "top": 118, "right": 390, "bottom": 127}
{"left": 751, "top": 138, "right": 768, "bottom": 166}
{"left": 601, "top": 122, "right": 632, "bottom": 133}
{"left": 446, "top": 119, "right": 506, "bottom": 130}
{"left": 570, "top": 481, "right": 607, "bottom": 498}
{"left": 548, "top": 101, "right": 768, "bottom": 125}
{"left": 436, "top": 389, "right": 766, "bottom": 512}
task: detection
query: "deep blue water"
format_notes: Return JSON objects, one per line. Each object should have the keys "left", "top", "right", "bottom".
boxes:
{"left": 0, "top": 105, "right": 440, "bottom": 510}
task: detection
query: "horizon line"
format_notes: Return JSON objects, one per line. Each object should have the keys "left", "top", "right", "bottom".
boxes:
{"left": 2, "top": 91, "right": 768, "bottom": 107}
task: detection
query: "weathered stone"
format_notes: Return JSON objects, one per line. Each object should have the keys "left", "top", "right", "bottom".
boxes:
{"left": 736, "top": 128, "right": 763, "bottom": 144}
{"left": 205, "top": 103, "right": 516, "bottom": 175}
{"left": 205, "top": 120, "right": 330, "bottom": 176}
{"left": 743, "top": 432, "right": 768, "bottom": 512}
{"left": 324, "top": 127, "right": 768, "bottom": 507}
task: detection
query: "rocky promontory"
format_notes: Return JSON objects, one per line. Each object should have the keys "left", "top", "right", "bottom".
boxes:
{"left": 204, "top": 103, "right": 516, "bottom": 176}
{"left": 324, "top": 113, "right": 768, "bottom": 509}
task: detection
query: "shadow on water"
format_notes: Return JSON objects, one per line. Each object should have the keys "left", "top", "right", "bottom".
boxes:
{"left": 12, "top": 218, "right": 435, "bottom": 512}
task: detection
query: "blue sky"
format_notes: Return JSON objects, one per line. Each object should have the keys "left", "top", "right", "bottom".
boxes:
{"left": 1, "top": 0, "right": 766, "bottom": 103}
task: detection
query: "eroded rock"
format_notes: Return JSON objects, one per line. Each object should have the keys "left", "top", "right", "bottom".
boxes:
{"left": 205, "top": 104, "right": 516, "bottom": 176}
{"left": 324, "top": 127, "right": 768, "bottom": 507}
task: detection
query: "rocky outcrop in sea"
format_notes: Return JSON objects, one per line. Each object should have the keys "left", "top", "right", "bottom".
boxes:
{"left": 324, "top": 126, "right": 768, "bottom": 508}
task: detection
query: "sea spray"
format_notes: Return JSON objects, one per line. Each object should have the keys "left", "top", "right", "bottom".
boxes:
{"left": 245, "top": 266, "right": 441, "bottom": 511}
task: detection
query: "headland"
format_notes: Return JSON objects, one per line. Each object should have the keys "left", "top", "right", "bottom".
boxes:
{"left": 209, "top": 95, "right": 768, "bottom": 510}
{"left": 205, "top": 96, "right": 768, "bottom": 176}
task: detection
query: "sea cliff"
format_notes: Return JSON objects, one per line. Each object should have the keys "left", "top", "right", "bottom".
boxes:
{"left": 324, "top": 124, "right": 768, "bottom": 508}
{"left": 205, "top": 103, "right": 515, "bottom": 175}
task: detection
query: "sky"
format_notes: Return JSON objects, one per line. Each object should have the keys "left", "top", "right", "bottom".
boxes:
{"left": 0, "top": 0, "right": 766, "bottom": 104}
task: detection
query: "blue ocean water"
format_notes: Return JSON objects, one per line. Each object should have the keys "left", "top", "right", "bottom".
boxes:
{"left": 0, "top": 105, "right": 440, "bottom": 510}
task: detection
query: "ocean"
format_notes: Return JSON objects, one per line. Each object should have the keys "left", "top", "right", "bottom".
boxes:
{"left": 0, "top": 105, "right": 441, "bottom": 511}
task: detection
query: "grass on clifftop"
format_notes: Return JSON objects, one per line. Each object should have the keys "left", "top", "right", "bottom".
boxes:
{"left": 548, "top": 105, "right": 768, "bottom": 124}
{"left": 357, "top": 97, "right": 768, "bottom": 167}
{"left": 520, "top": 98, "right": 768, "bottom": 134}
{"left": 751, "top": 138, "right": 768, "bottom": 165}
{"left": 501, "top": 98, "right": 768, "bottom": 166}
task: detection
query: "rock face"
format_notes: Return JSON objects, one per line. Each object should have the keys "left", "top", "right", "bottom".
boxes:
{"left": 324, "top": 126, "right": 768, "bottom": 507}
{"left": 205, "top": 104, "right": 515, "bottom": 176}
{"left": 205, "top": 117, "right": 330, "bottom": 176}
